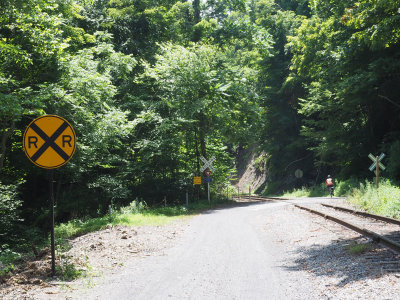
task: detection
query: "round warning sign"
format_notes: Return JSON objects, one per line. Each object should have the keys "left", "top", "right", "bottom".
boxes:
{"left": 23, "top": 115, "right": 76, "bottom": 169}
{"left": 294, "top": 169, "right": 303, "bottom": 178}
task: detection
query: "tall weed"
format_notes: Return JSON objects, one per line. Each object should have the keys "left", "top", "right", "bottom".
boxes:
{"left": 348, "top": 179, "right": 400, "bottom": 218}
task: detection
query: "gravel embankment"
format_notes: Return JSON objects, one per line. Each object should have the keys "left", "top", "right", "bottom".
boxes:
{"left": 265, "top": 199, "right": 400, "bottom": 299}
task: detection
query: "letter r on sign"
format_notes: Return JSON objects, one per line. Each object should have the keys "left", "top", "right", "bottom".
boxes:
{"left": 28, "top": 136, "right": 38, "bottom": 148}
{"left": 62, "top": 135, "right": 72, "bottom": 147}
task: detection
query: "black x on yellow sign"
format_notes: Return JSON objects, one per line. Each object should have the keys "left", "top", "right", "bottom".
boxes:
{"left": 23, "top": 115, "right": 76, "bottom": 169}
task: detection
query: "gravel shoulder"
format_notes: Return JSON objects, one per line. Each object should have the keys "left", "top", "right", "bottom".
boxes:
{"left": 0, "top": 219, "right": 188, "bottom": 300}
{"left": 270, "top": 197, "right": 400, "bottom": 299}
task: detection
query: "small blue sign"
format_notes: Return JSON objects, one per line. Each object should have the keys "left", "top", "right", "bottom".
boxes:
{"left": 204, "top": 176, "right": 212, "bottom": 183}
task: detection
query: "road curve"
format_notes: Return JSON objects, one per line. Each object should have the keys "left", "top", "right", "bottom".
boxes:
{"left": 73, "top": 201, "right": 317, "bottom": 299}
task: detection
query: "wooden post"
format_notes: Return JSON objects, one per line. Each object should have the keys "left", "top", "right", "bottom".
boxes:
{"left": 249, "top": 186, "right": 251, "bottom": 200}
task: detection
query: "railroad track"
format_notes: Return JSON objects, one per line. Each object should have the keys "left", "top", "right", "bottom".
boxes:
{"left": 233, "top": 195, "right": 400, "bottom": 258}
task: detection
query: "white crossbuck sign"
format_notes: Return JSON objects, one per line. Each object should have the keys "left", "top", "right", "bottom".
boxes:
{"left": 200, "top": 156, "right": 215, "bottom": 172}
{"left": 368, "top": 153, "right": 386, "bottom": 172}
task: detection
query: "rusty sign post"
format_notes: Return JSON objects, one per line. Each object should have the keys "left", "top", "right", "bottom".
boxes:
{"left": 23, "top": 115, "right": 76, "bottom": 277}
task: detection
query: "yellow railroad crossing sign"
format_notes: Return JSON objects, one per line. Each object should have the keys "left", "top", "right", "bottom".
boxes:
{"left": 23, "top": 115, "right": 76, "bottom": 169}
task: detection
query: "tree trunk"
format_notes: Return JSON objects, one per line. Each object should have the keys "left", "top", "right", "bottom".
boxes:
{"left": 194, "top": 126, "right": 200, "bottom": 175}
{"left": 193, "top": 0, "right": 200, "bottom": 24}
{"left": 0, "top": 121, "right": 15, "bottom": 172}
{"left": 199, "top": 115, "right": 207, "bottom": 160}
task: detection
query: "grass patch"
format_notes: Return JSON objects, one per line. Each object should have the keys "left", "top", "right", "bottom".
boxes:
{"left": 55, "top": 197, "right": 233, "bottom": 240}
{"left": 113, "top": 211, "right": 186, "bottom": 227}
{"left": 55, "top": 206, "right": 187, "bottom": 240}
{"left": 345, "top": 242, "right": 373, "bottom": 255}
{"left": 56, "top": 260, "right": 84, "bottom": 281}
{"left": 282, "top": 183, "right": 329, "bottom": 198}
{"left": 279, "top": 178, "right": 373, "bottom": 198}
{"left": 277, "top": 179, "right": 400, "bottom": 220}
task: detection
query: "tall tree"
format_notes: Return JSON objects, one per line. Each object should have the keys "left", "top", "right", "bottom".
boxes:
{"left": 289, "top": 0, "right": 400, "bottom": 179}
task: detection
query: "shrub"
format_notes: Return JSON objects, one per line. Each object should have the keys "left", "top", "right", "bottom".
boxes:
{"left": 0, "top": 182, "right": 23, "bottom": 244}
{"left": 348, "top": 179, "right": 400, "bottom": 218}
{"left": 335, "top": 177, "right": 360, "bottom": 196}
{"left": 0, "top": 246, "right": 20, "bottom": 275}
{"left": 119, "top": 199, "right": 147, "bottom": 214}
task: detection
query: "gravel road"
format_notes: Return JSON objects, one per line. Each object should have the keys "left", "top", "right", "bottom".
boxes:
{"left": 8, "top": 197, "right": 400, "bottom": 299}
{"left": 69, "top": 201, "right": 317, "bottom": 300}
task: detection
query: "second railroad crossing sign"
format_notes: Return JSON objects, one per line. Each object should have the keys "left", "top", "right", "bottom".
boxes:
{"left": 368, "top": 153, "right": 386, "bottom": 172}
{"left": 23, "top": 115, "right": 76, "bottom": 169}
{"left": 200, "top": 156, "right": 215, "bottom": 172}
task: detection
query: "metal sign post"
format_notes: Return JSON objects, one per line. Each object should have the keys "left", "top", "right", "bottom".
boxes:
{"left": 49, "top": 169, "right": 55, "bottom": 277}
{"left": 204, "top": 175, "right": 212, "bottom": 204}
{"left": 368, "top": 153, "right": 385, "bottom": 189}
{"left": 208, "top": 182, "right": 210, "bottom": 205}
{"left": 23, "top": 115, "right": 76, "bottom": 277}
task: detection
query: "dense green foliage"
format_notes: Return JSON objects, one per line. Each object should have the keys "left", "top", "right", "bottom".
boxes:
{"left": 1, "top": 0, "right": 400, "bottom": 254}
{"left": 348, "top": 179, "right": 400, "bottom": 218}
{"left": 0, "top": 182, "right": 23, "bottom": 243}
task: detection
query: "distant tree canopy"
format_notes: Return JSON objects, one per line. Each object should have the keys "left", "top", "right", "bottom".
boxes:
{"left": 1, "top": 0, "right": 400, "bottom": 242}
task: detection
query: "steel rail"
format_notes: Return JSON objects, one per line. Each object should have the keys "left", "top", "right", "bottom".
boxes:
{"left": 232, "top": 195, "right": 400, "bottom": 253}
{"left": 321, "top": 203, "right": 400, "bottom": 226}
{"left": 232, "top": 196, "right": 274, "bottom": 201}
{"left": 232, "top": 195, "right": 290, "bottom": 201}
{"left": 295, "top": 204, "right": 400, "bottom": 254}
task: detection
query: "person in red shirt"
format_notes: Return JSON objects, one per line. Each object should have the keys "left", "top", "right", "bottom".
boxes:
{"left": 325, "top": 175, "right": 334, "bottom": 197}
